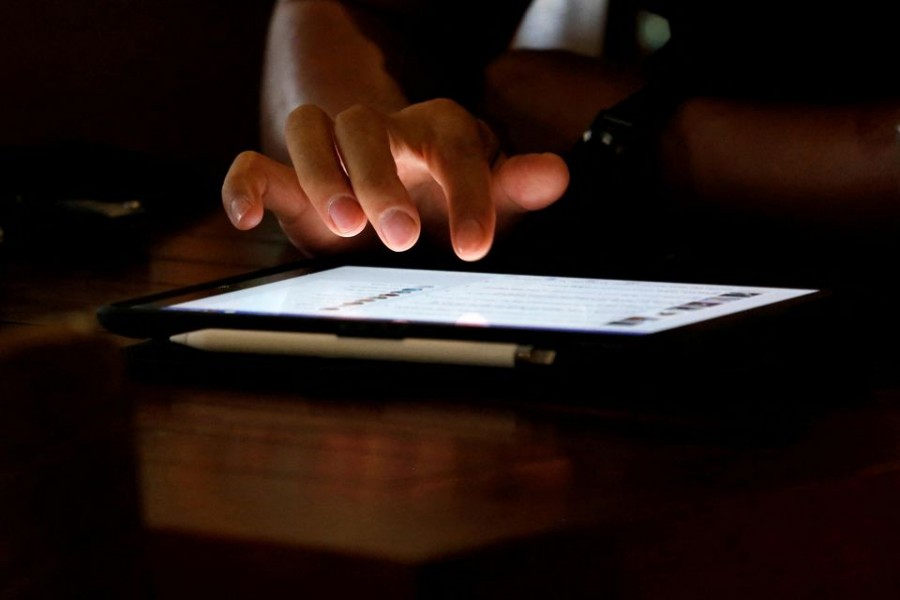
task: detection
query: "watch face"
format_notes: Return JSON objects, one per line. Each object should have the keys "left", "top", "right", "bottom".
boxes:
{"left": 587, "top": 112, "right": 635, "bottom": 156}
{"left": 581, "top": 83, "right": 685, "bottom": 162}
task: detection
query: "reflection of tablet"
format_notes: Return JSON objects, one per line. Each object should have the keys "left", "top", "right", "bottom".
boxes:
{"left": 97, "top": 261, "right": 826, "bottom": 369}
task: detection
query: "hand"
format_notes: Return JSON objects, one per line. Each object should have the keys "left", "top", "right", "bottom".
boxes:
{"left": 222, "top": 98, "right": 569, "bottom": 261}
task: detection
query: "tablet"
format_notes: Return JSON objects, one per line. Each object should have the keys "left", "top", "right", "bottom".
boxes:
{"left": 97, "top": 261, "right": 828, "bottom": 370}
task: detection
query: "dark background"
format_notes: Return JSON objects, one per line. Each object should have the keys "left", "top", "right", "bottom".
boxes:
{"left": 0, "top": 0, "right": 274, "bottom": 198}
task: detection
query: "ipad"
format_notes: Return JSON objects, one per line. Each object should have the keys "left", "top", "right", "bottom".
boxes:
{"left": 97, "top": 261, "right": 826, "bottom": 369}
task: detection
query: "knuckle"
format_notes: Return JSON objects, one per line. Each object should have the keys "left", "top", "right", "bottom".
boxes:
{"left": 425, "top": 99, "right": 474, "bottom": 132}
{"left": 347, "top": 168, "right": 396, "bottom": 191}
{"left": 418, "top": 99, "right": 484, "bottom": 157}
{"left": 223, "top": 151, "right": 263, "bottom": 192}
{"left": 234, "top": 149, "right": 263, "bottom": 168}
{"left": 284, "top": 104, "right": 326, "bottom": 136}
{"left": 423, "top": 97, "right": 464, "bottom": 116}
{"left": 435, "top": 127, "right": 484, "bottom": 163}
{"left": 333, "top": 103, "right": 382, "bottom": 134}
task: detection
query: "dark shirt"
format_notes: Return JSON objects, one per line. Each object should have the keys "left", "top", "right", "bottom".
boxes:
{"left": 498, "top": 1, "right": 897, "bottom": 283}
{"left": 652, "top": 0, "right": 896, "bottom": 102}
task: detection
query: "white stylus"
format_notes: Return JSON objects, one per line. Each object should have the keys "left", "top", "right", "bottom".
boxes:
{"left": 169, "top": 328, "right": 556, "bottom": 368}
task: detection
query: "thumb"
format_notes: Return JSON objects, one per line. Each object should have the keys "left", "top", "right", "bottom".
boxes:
{"left": 493, "top": 152, "right": 570, "bottom": 215}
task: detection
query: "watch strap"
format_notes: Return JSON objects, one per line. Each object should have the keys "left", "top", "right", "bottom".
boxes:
{"left": 581, "top": 81, "right": 685, "bottom": 159}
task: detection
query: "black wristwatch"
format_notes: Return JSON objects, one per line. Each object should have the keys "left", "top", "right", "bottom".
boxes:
{"left": 579, "top": 81, "right": 685, "bottom": 164}
{"left": 550, "top": 79, "right": 688, "bottom": 263}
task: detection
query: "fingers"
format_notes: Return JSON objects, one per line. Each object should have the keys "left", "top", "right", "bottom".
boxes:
{"left": 284, "top": 104, "right": 421, "bottom": 252}
{"left": 394, "top": 101, "right": 568, "bottom": 261}
{"left": 332, "top": 105, "right": 420, "bottom": 251}
{"left": 222, "top": 151, "right": 270, "bottom": 231}
{"left": 392, "top": 100, "right": 499, "bottom": 261}
{"left": 493, "top": 153, "right": 570, "bottom": 214}
{"left": 284, "top": 105, "right": 367, "bottom": 237}
{"left": 226, "top": 99, "right": 571, "bottom": 262}
{"left": 425, "top": 122, "right": 497, "bottom": 261}
{"left": 223, "top": 151, "right": 307, "bottom": 230}
{"left": 222, "top": 150, "right": 349, "bottom": 256}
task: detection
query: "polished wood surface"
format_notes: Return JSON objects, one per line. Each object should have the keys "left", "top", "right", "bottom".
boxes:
{"left": 3, "top": 208, "right": 900, "bottom": 598}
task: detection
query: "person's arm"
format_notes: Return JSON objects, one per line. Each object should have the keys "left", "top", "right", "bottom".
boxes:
{"left": 484, "top": 49, "right": 900, "bottom": 235}
{"left": 662, "top": 99, "right": 900, "bottom": 230}
{"left": 223, "top": 0, "right": 569, "bottom": 262}
{"left": 260, "top": 0, "right": 409, "bottom": 162}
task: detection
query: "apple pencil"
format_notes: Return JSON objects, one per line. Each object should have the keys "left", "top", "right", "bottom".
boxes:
{"left": 169, "top": 328, "right": 556, "bottom": 368}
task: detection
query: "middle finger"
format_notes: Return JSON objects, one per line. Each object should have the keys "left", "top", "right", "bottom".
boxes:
{"left": 334, "top": 104, "right": 421, "bottom": 252}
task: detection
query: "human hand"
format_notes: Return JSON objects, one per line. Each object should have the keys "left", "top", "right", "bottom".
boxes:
{"left": 222, "top": 99, "right": 569, "bottom": 261}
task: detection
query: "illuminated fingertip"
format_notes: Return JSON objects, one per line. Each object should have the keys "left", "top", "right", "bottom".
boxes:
{"left": 379, "top": 209, "right": 419, "bottom": 251}
{"left": 327, "top": 195, "right": 366, "bottom": 236}
{"left": 454, "top": 219, "right": 489, "bottom": 261}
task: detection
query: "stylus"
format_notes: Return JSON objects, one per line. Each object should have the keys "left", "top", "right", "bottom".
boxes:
{"left": 169, "top": 328, "right": 556, "bottom": 368}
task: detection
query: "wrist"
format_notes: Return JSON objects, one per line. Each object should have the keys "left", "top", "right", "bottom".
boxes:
{"left": 579, "top": 81, "right": 685, "bottom": 168}
{"left": 563, "top": 81, "right": 686, "bottom": 216}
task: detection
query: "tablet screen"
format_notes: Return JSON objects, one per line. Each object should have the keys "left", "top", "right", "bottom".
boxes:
{"left": 166, "top": 265, "right": 817, "bottom": 336}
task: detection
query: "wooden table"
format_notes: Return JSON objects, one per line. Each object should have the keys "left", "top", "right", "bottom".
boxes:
{"left": 3, "top": 206, "right": 900, "bottom": 599}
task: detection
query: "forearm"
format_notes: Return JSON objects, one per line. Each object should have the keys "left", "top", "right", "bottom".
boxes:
{"left": 261, "top": 0, "right": 530, "bottom": 162}
{"left": 484, "top": 49, "right": 644, "bottom": 154}
{"left": 482, "top": 49, "right": 900, "bottom": 231}
{"left": 262, "top": 0, "right": 409, "bottom": 161}
{"left": 662, "top": 98, "right": 900, "bottom": 229}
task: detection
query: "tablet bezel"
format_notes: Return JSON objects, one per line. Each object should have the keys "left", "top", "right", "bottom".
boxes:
{"left": 96, "top": 258, "right": 830, "bottom": 364}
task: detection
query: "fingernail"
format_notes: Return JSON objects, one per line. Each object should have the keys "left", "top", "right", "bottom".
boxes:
{"left": 455, "top": 219, "right": 486, "bottom": 260}
{"left": 379, "top": 209, "right": 418, "bottom": 251}
{"left": 230, "top": 198, "right": 251, "bottom": 224}
{"left": 328, "top": 195, "right": 365, "bottom": 235}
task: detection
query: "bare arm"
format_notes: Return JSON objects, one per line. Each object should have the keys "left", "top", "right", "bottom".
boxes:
{"left": 484, "top": 50, "right": 900, "bottom": 232}
{"left": 261, "top": 0, "right": 533, "bottom": 160}
{"left": 260, "top": 1, "right": 409, "bottom": 161}
{"left": 225, "top": 0, "right": 569, "bottom": 262}
{"left": 664, "top": 99, "right": 900, "bottom": 230}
